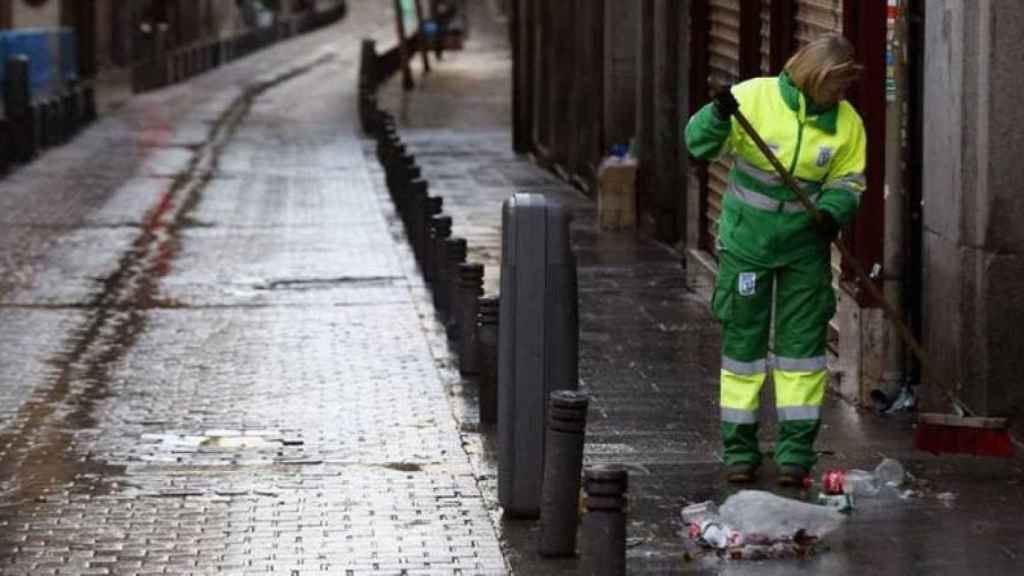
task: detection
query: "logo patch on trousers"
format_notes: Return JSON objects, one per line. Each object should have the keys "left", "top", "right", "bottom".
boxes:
{"left": 738, "top": 273, "right": 757, "bottom": 296}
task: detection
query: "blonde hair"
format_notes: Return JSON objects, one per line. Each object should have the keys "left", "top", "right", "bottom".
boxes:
{"left": 784, "top": 34, "right": 863, "bottom": 105}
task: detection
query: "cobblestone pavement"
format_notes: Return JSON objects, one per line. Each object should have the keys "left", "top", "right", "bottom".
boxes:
{"left": 0, "top": 2, "right": 507, "bottom": 574}
{"left": 372, "top": 2, "right": 1024, "bottom": 575}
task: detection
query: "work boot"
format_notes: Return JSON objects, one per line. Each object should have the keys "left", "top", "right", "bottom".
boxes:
{"left": 777, "top": 464, "right": 810, "bottom": 487}
{"left": 726, "top": 463, "right": 758, "bottom": 484}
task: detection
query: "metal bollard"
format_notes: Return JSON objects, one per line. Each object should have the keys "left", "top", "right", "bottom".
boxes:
{"left": 405, "top": 179, "right": 428, "bottom": 245}
{"left": 540, "top": 390, "right": 590, "bottom": 557}
{"left": 438, "top": 237, "right": 467, "bottom": 319}
{"left": 426, "top": 215, "right": 452, "bottom": 284}
{"left": 67, "top": 86, "right": 82, "bottom": 134}
{"left": 0, "top": 118, "right": 10, "bottom": 174}
{"left": 30, "top": 103, "right": 43, "bottom": 155}
{"left": 444, "top": 238, "right": 468, "bottom": 324}
{"left": 4, "top": 56, "right": 31, "bottom": 119}
{"left": 477, "top": 296, "right": 500, "bottom": 424}
{"left": 581, "top": 465, "right": 628, "bottom": 576}
{"left": 13, "top": 113, "right": 34, "bottom": 163}
{"left": 83, "top": 85, "right": 97, "bottom": 123}
{"left": 498, "top": 194, "right": 579, "bottom": 516}
{"left": 360, "top": 38, "right": 378, "bottom": 91}
{"left": 458, "top": 263, "right": 485, "bottom": 374}
{"left": 398, "top": 162, "right": 421, "bottom": 218}
{"left": 44, "top": 99, "right": 60, "bottom": 147}
{"left": 417, "top": 196, "right": 443, "bottom": 268}
{"left": 377, "top": 132, "right": 399, "bottom": 165}
{"left": 387, "top": 154, "right": 413, "bottom": 202}
{"left": 406, "top": 181, "right": 428, "bottom": 256}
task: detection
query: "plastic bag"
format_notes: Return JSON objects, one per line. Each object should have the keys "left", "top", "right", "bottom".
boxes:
{"left": 719, "top": 490, "right": 846, "bottom": 542}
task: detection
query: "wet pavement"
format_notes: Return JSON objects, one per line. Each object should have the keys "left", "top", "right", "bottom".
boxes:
{"left": 0, "top": 2, "right": 505, "bottom": 574}
{"left": 370, "top": 1, "right": 1024, "bottom": 575}
{"left": 0, "top": 1, "right": 1022, "bottom": 575}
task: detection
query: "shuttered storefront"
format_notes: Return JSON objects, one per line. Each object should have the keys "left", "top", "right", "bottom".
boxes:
{"left": 704, "top": 0, "right": 742, "bottom": 254}
{"left": 761, "top": 0, "right": 772, "bottom": 75}
{"left": 795, "top": 0, "right": 843, "bottom": 46}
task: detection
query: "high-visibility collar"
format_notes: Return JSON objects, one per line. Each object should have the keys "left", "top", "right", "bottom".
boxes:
{"left": 778, "top": 72, "right": 839, "bottom": 135}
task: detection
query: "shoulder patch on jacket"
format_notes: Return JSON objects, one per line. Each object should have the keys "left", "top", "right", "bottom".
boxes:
{"left": 816, "top": 146, "right": 834, "bottom": 168}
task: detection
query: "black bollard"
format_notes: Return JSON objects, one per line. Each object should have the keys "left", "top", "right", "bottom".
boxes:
{"left": 444, "top": 238, "right": 468, "bottom": 325}
{"left": 406, "top": 181, "right": 428, "bottom": 255}
{"left": 387, "top": 154, "right": 414, "bottom": 202}
{"left": 417, "top": 196, "right": 443, "bottom": 267}
{"left": 46, "top": 98, "right": 61, "bottom": 145}
{"left": 68, "top": 85, "right": 83, "bottom": 134}
{"left": 581, "top": 465, "right": 629, "bottom": 576}
{"left": 377, "top": 132, "right": 399, "bottom": 164}
{"left": 477, "top": 296, "right": 500, "bottom": 424}
{"left": 426, "top": 215, "right": 452, "bottom": 284}
{"left": 30, "top": 103, "right": 43, "bottom": 155}
{"left": 540, "top": 390, "right": 590, "bottom": 557}
{"left": 0, "top": 117, "right": 10, "bottom": 175}
{"left": 405, "top": 179, "right": 427, "bottom": 243}
{"left": 458, "top": 263, "right": 485, "bottom": 374}
{"left": 83, "top": 85, "right": 97, "bottom": 123}
{"left": 360, "top": 38, "right": 378, "bottom": 91}
{"left": 397, "top": 162, "right": 421, "bottom": 218}
{"left": 4, "top": 55, "right": 31, "bottom": 119}
{"left": 13, "top": 114, "right": 34, "bottom": 163}
{"left": 438, "top": 237, "right": 466, "bottom": 319}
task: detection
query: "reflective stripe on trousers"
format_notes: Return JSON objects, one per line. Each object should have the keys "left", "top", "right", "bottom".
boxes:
{"left": 720, "top": 355, "right": 827, "bottom": 424}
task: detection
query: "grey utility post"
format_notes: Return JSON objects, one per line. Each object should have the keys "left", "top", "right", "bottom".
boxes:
{"left": 498, "top": 193, "right": 579, "bottom": 517}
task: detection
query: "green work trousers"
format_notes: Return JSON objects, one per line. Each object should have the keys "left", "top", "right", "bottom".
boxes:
{"left": 713, "top": 247, "right": 835, "bottom": 470}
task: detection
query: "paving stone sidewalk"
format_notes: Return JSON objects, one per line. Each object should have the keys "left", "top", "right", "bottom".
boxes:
{"left": 0, "top": 2, "right": 508, "bottom": 574}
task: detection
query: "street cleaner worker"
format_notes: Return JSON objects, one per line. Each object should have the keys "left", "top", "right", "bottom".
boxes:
{"left": 684, "top": 34, "right": 867, "bottom": 486}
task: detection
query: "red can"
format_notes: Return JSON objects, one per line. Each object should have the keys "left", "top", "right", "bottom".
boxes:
{"left": 822, "top": 470, "right": 846, "bottom": 494}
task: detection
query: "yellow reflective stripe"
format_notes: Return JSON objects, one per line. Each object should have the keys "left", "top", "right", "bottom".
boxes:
{"left": 774, "top": 368, "right": 827, "bottom": 409}
{"left": 721, "top": 369, "right": 766, "bottom": 412}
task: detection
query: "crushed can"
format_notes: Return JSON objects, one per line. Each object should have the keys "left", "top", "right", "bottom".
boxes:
{"left": 822, "top": 469, "right": 847, "bottom": 494}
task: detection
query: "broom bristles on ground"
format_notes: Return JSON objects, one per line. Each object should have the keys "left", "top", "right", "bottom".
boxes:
{"left": 915, "top": 413, "right": 1014, "bottom": 458}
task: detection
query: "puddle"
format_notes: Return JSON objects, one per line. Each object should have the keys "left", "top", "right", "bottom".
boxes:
{"left": 140, "top": 430, "right": 300, "bottom": 450}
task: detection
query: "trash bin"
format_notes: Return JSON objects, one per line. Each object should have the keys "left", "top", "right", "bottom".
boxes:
{"left": 498, "top": 193, "right": 579, "bottom": 517}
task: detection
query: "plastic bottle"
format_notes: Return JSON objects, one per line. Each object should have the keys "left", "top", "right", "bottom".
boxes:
{"left": 822, "top": 458, "right": 906, "bottom": 496}
{"left": 840, "top": 469, "right": 881, "bottom": 496}
{"left": 874, "top": 458, "right": 906, "bottom": 487}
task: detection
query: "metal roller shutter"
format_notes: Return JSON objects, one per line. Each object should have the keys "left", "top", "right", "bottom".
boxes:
{"left": 761, "top": 0, "right": 772, "bottom": 75}
{"left": 795, "top": 0, "right": 843, "bottom": 46}
{"left": 704, "top": 0, "right": 742, "bottom": 254}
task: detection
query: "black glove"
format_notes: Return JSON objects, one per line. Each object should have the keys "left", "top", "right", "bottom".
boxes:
{"left": 814, "top": 212, "right": 840, "bottom": 241}
{"left": 712, "top": 89, "right": 740, "bottom": 120}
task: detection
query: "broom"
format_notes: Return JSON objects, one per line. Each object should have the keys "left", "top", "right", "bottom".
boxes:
{"left": 730, "top": 108, "right": 1013, "bottom": 457}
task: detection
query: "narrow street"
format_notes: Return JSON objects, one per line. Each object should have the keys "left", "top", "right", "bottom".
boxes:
{"left": 0, "top": 3, "right": 504, "bottom": 574}
{"left": 2, "top": 1, "right": 1024, "bottom": 575}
